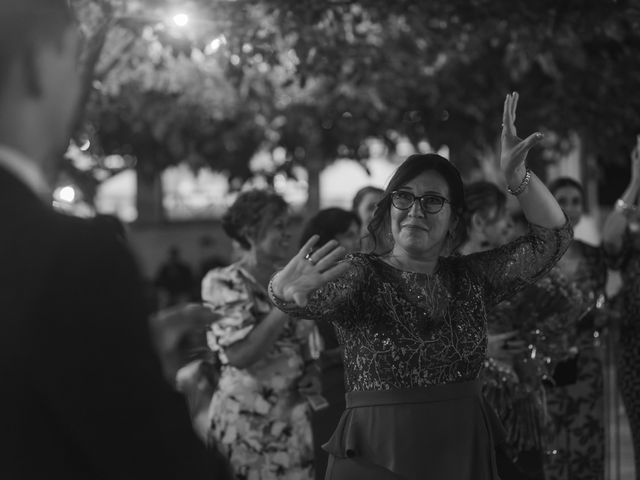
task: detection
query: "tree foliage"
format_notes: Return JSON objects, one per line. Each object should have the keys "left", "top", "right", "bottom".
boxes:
{"left": 249, "top": 0, "right": 640, "bottom": 168}
{"left": 71, "top": 0, "right": 640, "bottom": 203}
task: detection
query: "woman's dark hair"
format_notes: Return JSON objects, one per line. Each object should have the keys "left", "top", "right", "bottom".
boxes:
{"left": 462, "top": 181, "right": 507, "bottom": 237}
{"left": 298, "top": 208, "right": 361, "bottom": 248}
{"left": 352, "top": 186, "right": 384, "bottom": 213}
{"left": 367, "top": 153, "right": 466, "bottom": 254}
{"left": 222, "top": 189, "right": 288, "bottom": 250}
{"left": 548, "top": 177, "right": 584, "bottom": 199}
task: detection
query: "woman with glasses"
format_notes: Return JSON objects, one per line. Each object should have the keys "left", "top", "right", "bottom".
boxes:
{"left": 268, "top": 93, "right": 572, "bottom": 480}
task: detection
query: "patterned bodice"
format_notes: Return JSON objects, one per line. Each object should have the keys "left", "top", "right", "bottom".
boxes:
{"left": 272, "top": 222, "right": 572, "bottom": 392}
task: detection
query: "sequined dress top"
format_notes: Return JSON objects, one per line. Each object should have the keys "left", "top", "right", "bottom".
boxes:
{"left": 271, "top": 221, "right": 573, "bottom": 392}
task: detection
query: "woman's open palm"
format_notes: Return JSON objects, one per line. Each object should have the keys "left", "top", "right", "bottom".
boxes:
{"left": 500, "top": 92, "right": 544, "bottom": 179}
{"left": 273, "top": 236, "right": 351, "bottom": 307}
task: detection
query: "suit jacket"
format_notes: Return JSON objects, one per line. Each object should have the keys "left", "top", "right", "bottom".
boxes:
{"left": 0, "top": 167, "right": 231, "bottom": 479}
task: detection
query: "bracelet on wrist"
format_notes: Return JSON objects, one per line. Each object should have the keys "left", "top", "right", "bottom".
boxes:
{"left": 268, "top": 273, "right": 296, "bottom": 308}
{"left": 507, "top": 168, "right": 532, "bottom": 196}
{"left": 615, "top": 198, "right": 639, "bottom": 217}
{"left": 615, "top": 198, "right": 637, "bottom": 211}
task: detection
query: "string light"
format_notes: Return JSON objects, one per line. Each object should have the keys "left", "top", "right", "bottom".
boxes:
{"left": 57, "top": 186, "right": 76, "bottom": 203}
{"left": 172, "top": 13, "right": 189, "bottom": 27}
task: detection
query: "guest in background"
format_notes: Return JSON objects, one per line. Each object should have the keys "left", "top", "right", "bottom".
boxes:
{"left": 352, "top": 186, "right": 383, "bottom": 246}
{"left": 297, "top": 207, "right": 362, "bottom": 480}
{"left": 457, "top": 181, "right": 546, "bottom": 480}
{"left": 456, "top": 181, "right": 514, "bottom": 256}
{"left": 603, "top": 136, "right": 640, "bottom": 480}
{"left": 543, "top": 177, "right": 608, "bottom": 480}
{"left": 196, "top": 235, "right": 230, "bottom": 300}
{"left": 202, "top": 189, "right": 314, "bottom": 479}
{"left": 300, "top": 207, "right": 362, "bottom": 255}
{"left": 510, "top": 209, "right": 529, "bottom": 239}
{"left": 155, "top": 245, "right": 195, "bottom": 308}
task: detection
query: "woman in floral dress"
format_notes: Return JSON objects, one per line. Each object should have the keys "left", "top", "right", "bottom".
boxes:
{"left": 269, "top": 93, "right": 572, "bottom": 479}
{"left": 542, "top": 177, "right": 608, "bottom": 480}
{"left": 202, "top": 190, "right": 314, "bottom": 480}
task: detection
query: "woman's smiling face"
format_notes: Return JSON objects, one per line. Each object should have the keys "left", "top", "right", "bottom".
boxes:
{"left": 390, "top": 170, "right": 454, "bottom": 260}
{"left": 254, "top": 206, "right": 293, "bottom": 263}
{"left": 553, "top": 185, "right": 583, "bottom": 228}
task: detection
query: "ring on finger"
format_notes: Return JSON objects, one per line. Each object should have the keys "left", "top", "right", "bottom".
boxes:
{"left": 304, "top": 253, "right": 316, "bottom": 265}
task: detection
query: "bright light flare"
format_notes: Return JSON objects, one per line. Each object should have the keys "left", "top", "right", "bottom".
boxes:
{"left": 58, "top": 186, "right": 76, "bottom": 203}
{"left": 209, "top": 36, "right": 226, "bottom": 52}
{"left": 172, "top": 13, "right": 189, "bottom": 27}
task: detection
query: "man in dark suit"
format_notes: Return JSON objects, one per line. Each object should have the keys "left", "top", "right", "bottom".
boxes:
{"left": 0, "top": 1, "right": 231, "bottom": 478}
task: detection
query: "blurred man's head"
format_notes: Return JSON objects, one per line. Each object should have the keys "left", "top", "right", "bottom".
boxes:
{"left": 0, "top": 0, "right": 81, "bottom": 175}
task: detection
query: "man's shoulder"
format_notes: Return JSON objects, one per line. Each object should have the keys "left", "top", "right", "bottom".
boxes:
{"left": 19, "top": 208, "right": 131, "bottom": 278}
{"left": 35, "top": 210, "right": 119, "bottom": 260}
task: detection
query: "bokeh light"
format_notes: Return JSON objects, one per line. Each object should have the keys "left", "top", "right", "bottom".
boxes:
{"left": 172, "top": 13, "right": 189, "bottom": 27}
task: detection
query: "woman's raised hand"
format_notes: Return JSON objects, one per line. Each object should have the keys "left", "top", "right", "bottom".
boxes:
{"left": 271, "top": 235, "right": 351, "bottom": 307}
{"left": 500, "top": 92, "right": 544, "bottom": 187}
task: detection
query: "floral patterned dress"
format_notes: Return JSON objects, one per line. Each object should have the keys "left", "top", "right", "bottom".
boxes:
{"left": 608, "top": 228, "right": 640, "bottom": 480}
{"left": 481, "top": 252, "right": 603, "bottom": 480}
{"left": 541, "top": 240, "right": 608, "bottom": 480}
{"left": 202, "top": 264, "right": 314, "bottom": 480}
{"left": 270, "top": 222, "right": 572, "bottom": 480}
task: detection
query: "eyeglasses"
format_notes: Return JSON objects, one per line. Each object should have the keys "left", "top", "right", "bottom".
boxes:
{"left": 391, "top": 190, "right": 451, "bottom": 214}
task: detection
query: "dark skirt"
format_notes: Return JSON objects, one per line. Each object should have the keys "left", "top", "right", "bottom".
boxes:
{"left": 323, "top": 380, "right": 504, "bottom": 480}
{"left": 312, "top": 364, "right": 347, "bottom": 480}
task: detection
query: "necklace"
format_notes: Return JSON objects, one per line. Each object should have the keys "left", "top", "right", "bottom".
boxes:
{"left": 382, "top": 254, "right": 439, "bottom": 275}
{"left": 377, "top": 255, "right": 449, "bottom": 322}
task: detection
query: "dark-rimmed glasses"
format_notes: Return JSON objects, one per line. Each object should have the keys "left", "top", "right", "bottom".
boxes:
{"left": 391, "top": 191, "right": 451, "bottom": 214}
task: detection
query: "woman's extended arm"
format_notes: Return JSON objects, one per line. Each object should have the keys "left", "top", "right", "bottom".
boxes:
{"left": 603, "top": 136, "right": 640, "bottom": 255}
{"left": 501, "top": 92, "right": 566, "bottom": 229}
{"left": 270, "top": 236, "right": 351, "bottom": 307}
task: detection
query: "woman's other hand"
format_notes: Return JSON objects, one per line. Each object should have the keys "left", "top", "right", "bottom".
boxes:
{"left": 271, "top": 235, "right": 351, "bottom": 307}
{"left": 500, "top": 92, "right": 544, "bottom": 188}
